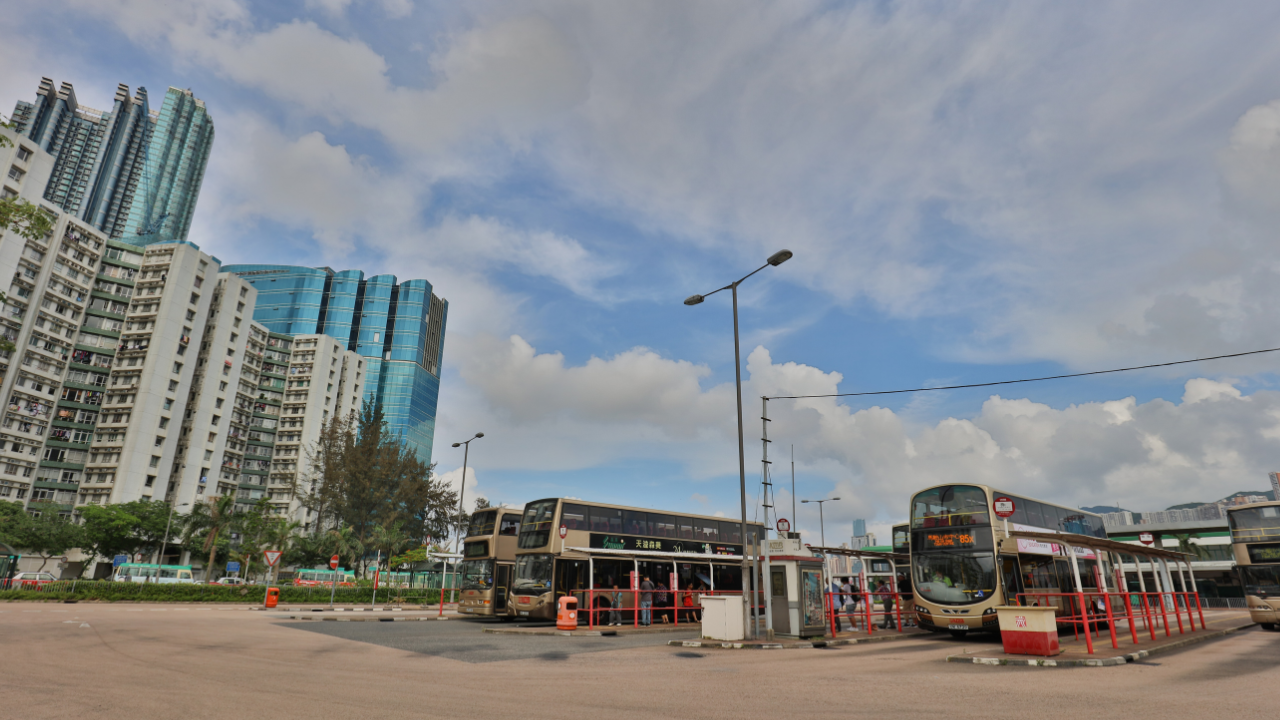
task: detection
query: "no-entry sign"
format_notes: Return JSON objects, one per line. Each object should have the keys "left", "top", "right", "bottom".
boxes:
{"left": 329, "top": 554, "right": 340, "bottom": 570}
{"left": 263, "top": 550, "right": 283, "bottom": 567}
{"left": 559, "top": 524, "right": 567, "bottom": 539}
{"left": 993, "top": 497, "right": 1016, "bottom": 519}
{"left": 1139, "top": 532, "right": 1155, "bottom": 546}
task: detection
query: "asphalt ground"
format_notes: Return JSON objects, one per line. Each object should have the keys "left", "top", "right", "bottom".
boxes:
{"left": 287, "top": 617, "right": 700, "bottom": 662}
{"left": 2, "top": 603, "right": 1277, "bottom": 720}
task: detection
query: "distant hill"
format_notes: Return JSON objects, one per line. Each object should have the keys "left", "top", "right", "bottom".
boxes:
{"left": 1166, "top": 502, "right": 1206, "bottom": 511}
{"left": 1081, "top": 505, "right": 1128, "bottom": 515}
{"left": 1163, "top": 490, "right": 1276, "bottom": 510}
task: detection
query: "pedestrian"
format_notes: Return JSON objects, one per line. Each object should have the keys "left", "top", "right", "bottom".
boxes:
{"left": 839, "top": 576, "right": 856, "bottom": 632}
{"left": 896, "top": 572, "right": 914, "bottom": 628}
{"left": 656, "top": 580, "right": 670, "bottom": 623}
{"left": 640, "top": 575, "right": 655, "bottom": 626}
{"left": 877, "top": 580, "right": 896, "bottom": 630}
{"left": 609, "top": 583, "right": 623, "bottom": 626}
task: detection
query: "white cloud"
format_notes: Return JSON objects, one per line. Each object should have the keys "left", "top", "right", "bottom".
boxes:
{"left": 437, "top": 338, "right": 1280, "bottom": 537}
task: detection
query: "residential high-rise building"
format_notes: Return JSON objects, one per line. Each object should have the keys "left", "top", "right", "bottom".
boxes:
{"left": 220, "top": 264, "right": 448, "bottom": 466}
{"left": 1270, "top": 472, "right": 1280, "bottom": 499}
{"left": 9, "top": 78, "right": 213, "bottom": 244}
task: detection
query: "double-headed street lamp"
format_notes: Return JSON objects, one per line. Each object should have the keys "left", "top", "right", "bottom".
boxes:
{"left": 449, "top": 432, "right": 484, "bottom": 603}
{"left": 684, "top": 249, "right": 792, "bottom": 639}
{"left": 800, "top": 497, "right": 840, "bottom": 548}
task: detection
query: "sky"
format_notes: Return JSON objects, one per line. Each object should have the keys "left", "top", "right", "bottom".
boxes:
{"left": 6, "top": 1, "right": 1280, "bottom": 545}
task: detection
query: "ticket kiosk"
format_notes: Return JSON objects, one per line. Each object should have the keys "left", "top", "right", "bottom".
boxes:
{"left": 763, "top": 536, "right": 828, "bottom": 638}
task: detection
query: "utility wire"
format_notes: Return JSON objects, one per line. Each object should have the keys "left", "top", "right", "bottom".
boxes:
{"left": 766, "top": 346, "right": 1280, "bottom": 400}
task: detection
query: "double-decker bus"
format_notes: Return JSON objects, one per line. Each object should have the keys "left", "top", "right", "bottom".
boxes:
{"left": 1227, "top": 501, "right": 1280, "bottom": 630}
{"left": 510, "top": 498, "right": 765, "bottom": 622}
{"left": 908, "top": 484, "right": 1108, "bottom": 638}
{"left": 457, "top": 507, "right": 522, "bottom": 617}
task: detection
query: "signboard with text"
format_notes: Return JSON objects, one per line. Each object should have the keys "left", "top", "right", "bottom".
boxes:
{"left": 993, "top": 497, "right": 1016, "bottom": 519}
{"left": 589, "top": 533, "right": 742, "bottom": 557}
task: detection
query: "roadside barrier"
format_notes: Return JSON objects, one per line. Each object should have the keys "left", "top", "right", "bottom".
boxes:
{"left": 1015, "top": 590, "right": 1204, "bottom": 654}
{"left": 0, "top": 578, "right": 449, "bottom": 604}
{"left": 824, "top": 590, "right": 911, "bottom": 636}
{"left": 576, "top": 588, "right": 765, "bottom": 630}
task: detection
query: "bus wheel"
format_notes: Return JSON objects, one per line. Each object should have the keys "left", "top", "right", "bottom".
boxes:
{"left": 1262, "top": 623, "right": 1276, "bottom": 631}
{"left": 948, "top": 629, "right": 968, "bottom": 639}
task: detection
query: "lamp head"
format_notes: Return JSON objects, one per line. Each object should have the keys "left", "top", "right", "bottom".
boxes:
{"left": 767, "top": 249, "right": 793, "bottom": 266}
{"left": 831, "top": 497, "right": 841, "bottom": 501}
{"left": 475, "top": 432, "right": 484, "bottom": 439}
{"left": 683, "top": 294, "right": 705, "bottom": 306}
{"left": 801, "top": 500, "right": 811, "bottom": 504}
{"left": 451, "top": 443, "right": 461, "bottom": 448}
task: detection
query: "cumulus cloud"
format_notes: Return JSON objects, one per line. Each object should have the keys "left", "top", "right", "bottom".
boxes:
{"left": 437, "top": 337, "right": 1280, "bottom": 538}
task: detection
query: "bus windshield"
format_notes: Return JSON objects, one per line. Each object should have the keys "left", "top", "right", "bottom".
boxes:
{"left": 1229, "top": 506, "right": 1280, "bottom": 541}
{"left": 1243, "top": 565, "right": 1280, "bottom": 597}
{"left": 518, "top": 500, "right": 558, "bottom": 549}
{"left": 468, "top": 510, "right": 497, "bottom": 538}
{"left": 912, "top": 550, "right": 997, "bottom": 605}
{"left": 912, "top": 485, "right": 990, "bottom": 528}
{"left": 458, "top": 559, "right": 494, "bottom": 590}
{"left": 513, "top": 554, "right": 553, "bottom": 595}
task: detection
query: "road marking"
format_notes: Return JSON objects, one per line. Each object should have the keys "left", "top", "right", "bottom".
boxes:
{"left": 23, "top": 610, "right": 42, "bottom": 613}
{"left": 80, "top": 623, "right": 90, "bottom": 628}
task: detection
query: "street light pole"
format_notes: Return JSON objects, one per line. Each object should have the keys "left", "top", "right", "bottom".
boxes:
{"left": 685, "top": 249, "right": 792, "bottom": 640}
{"left": 448, "top": 433, "right": 484, "bottom": 604}
{"left": 154, "top": 502, "right": 189, "bottom": 583}
{"left": 802, "top": 497, "right": 840, "bottom": 597}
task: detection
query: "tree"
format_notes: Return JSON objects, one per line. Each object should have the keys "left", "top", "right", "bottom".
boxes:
{"left": 0, "top": 500, "right": 34, "bottom": 549}
{"left": 324, "top": 525, "right": 365, "bottom": 575}
{"left": 117, "top": 500, "right": 181, "bottom": 564}
{"left": 78, "top": 504, "right": 144, "bottom": 577}
{"left": 12, "top": 502, "right": 84, "bottom": 573}
{"left": 1171, "top": 533, "right": 1207, "bottom": 560}
{"left": 368, "top": 524, "right": 414, "bottom": 573}
{"left": 184, "top": 495, "right": 237, "bottom": 581}
{"left": 305, "top": 402, "right": 457, "bottom": 563}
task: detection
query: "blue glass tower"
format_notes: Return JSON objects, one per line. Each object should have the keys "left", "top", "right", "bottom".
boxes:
{"left": 220, "top": 265, "right": 447, "bottom": 466}
{"left": 11, "top": 78, "right": 214, "bottom": 243}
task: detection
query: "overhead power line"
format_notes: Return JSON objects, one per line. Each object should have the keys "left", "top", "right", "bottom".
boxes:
{"left": 766, "top": 346, "right": 1280, "bottom": 400}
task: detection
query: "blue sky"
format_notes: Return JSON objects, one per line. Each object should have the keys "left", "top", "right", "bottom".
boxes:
{"left": 8, "top": 1, "right": 1280, "bottom": 543}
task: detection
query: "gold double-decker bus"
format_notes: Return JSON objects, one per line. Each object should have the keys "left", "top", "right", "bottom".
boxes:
{"left": 908, "top": 483, "right": 1109, "bottom": 638}
{"left": 1227, "top": 501, "right": 1280, "bottom": 630}
{"left": 510, "top": 497, "right": 764, "bottom": 622}
{"left": 456, "top": 507, "right": 522, "bottom": 618}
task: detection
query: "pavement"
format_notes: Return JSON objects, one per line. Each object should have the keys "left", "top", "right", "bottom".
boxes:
{"left": 2, "top": 602, "right": 1278, "bottom": 720}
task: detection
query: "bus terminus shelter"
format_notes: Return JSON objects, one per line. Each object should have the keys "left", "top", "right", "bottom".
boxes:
{"left": 1006, "top": 529, "right": 1204, "bottom": 654}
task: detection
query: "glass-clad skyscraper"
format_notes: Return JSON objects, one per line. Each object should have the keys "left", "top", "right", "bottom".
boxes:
{"left": 10, "top": 77, "right": 214, "bottom": 244}
{"left": 221, "top": 265, "right": 448, "bottom": 465}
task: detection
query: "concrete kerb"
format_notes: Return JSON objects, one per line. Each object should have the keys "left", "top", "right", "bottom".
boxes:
{"left": 945, "top": 623, "right": 1258, "bottom": 668}
{"left": 668, "top": 632, "right": 923, "bottom": 650}
{"left": 484, "top": 624, "right": 691, "bottom": 637}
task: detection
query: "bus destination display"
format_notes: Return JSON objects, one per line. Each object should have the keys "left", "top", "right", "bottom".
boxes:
{"left": 922, "top": 531, "right": 977, "bottom": 550}
{"left": 1247, "top": 543, "right": 1280, "bottom": 563}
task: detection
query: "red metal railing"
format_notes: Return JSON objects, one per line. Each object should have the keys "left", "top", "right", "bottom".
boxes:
{"left": 824, "top": 590, "right": 909, "bottom": 636}
{"left": 576, "top": 588, "right": 765, "bottom": 629}
{"left": 1015, "top": 590, "right": 1203, "bottom": 654}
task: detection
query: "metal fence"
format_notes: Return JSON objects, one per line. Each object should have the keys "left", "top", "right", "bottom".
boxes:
{"left": 1200, "top": 597, "right": 1248, "bottom": 609}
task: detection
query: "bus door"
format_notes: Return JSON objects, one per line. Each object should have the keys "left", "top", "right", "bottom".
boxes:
{"left": 494, "top": 564, "right": 512, "bottom": 612}
{"left": 554, "top": 559, "right": 589, "bottom": 605}
{"left": 999, "top": 555, "right": 1023, "bottom": 605}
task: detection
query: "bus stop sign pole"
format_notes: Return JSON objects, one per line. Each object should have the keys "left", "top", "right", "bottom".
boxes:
{"left": 329, "top": 554, "right": 340, "bottom": 608}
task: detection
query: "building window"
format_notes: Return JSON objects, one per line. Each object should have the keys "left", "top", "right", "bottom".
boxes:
{"left": 145, "top": 475, "right": 155, "bottom": 486}
{"left": 158, "top": 417, "right": 169, "bottom": 429}
{"left": 173, "top": 362, "right": 182, "bottom": 373}
{"left": 169, "top": 380, "right": 179, "bottom": 392}
{"left": 16, "top": 147, "right": 33, "bottom": 162}
{"left": 154, "top": 435, "right": 165, "bottom": 447}
{"left": 190, "top": 293, "right": 199, "bottom": 305}
{"left": 149, "top": 456, "right": 160, "bottom": 468}
{"left": 7, "top": 166, "right": 24, "bottom": 182}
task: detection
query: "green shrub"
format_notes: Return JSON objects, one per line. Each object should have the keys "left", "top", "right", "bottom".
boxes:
{"left": 0, "top": 581, "right": 445, "bottom": 604}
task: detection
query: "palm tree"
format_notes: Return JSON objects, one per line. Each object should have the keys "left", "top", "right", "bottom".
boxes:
{"left": 1172, "top": 533, "right": 1207, "bottom": 560}
{"left": 369, "top": 524, "right": 414, "bottom": 575}
{"left": 325, "top": 526, "right": 365, "bottom": 576}
{"left": 185, "top": 495, "right": 237, "bottom": 582}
